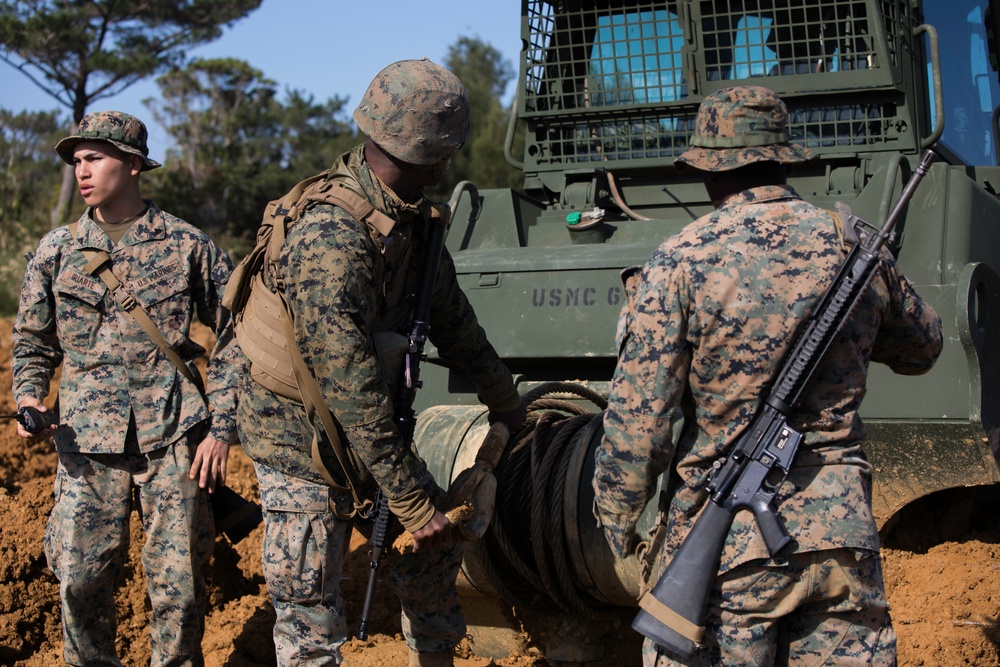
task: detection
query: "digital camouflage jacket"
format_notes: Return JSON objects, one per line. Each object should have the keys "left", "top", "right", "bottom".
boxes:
{"left": 594, "top": 184, "right": 943, "bottom": 577}
{"left": 13, "top": 203, "right": 242, "bottom": 453}
{"left": 237, "top": 145, "right": 520, "bottom": 528}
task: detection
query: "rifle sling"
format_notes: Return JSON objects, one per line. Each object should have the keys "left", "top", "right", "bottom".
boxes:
{"left": 638, "top": 590, "right": 704, "bottom": 645}
{"left": 276, "top": 286, "right": 373, "bottom": 519}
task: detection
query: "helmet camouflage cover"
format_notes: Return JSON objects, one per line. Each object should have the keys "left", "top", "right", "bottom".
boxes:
{"left": 55, "top": 110, "right": 162, "bottom": 171}
{"left": 354, "top": 58, "right": 471, "bottom": 166}
{"left": 676, "top": 86, "right": 813, "bottom": 172}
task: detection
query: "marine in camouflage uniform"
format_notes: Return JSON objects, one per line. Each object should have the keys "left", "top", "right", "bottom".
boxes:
{"left": 235, "top": 59, "right": 524, "bottom": 667}
{"left": 12, "top": 111, "right": 243, "bottom": 667}
{"left": 592, "top": 87, "right": 943, "bottom": 666}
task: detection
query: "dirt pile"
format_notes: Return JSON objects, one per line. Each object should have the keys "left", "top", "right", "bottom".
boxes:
{"left": 1, "top": 320, "right": 999, "bottom": 666}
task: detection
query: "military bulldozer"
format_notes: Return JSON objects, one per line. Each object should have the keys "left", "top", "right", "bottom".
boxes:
{"left": 411, "top": 0, "right": 1000, "bottom": 663}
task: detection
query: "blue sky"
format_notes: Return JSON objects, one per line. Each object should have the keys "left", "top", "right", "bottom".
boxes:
{"left": 0, "top": 0, "right": 523, "bottom": 157}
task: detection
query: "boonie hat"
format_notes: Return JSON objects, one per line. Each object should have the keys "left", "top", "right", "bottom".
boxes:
{"left": 354, "top": 58, "right": 470, "bottom": 166}
{"left": 676, "top": 86, "right": 812, "bottom": 172}
{"left": 55, "top": 111, "right": 162, "bottom": 171}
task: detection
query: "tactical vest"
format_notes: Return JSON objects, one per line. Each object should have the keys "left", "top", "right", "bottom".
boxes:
{"left": 222, "top": 172, "right": 434, "bottom": 517}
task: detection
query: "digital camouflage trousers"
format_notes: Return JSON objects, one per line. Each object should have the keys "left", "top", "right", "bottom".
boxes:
{"left": 253, "top": 461, "right": 465, "bottom": 667}
{"left": 643, "top": 548, "right": 896, "bottom": 667}
{"left": 45, "top": 434, "right": 213, "bottom": 667}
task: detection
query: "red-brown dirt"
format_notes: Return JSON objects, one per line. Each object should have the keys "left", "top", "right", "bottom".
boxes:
{"left": 1, "top": 320, "right": 999, "bottom": 666}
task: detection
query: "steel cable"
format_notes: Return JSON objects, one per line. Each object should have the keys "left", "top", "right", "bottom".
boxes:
{"left": 482, "top": 382, "right": 609, "bottom": 618}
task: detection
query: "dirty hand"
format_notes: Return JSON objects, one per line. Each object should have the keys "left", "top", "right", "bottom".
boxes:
{"left": 189, "top": 436, "right": 230, "bottom": 493}
{"left": 15, "top": 397, "right": 58, "bottom": 442}
{"left": 412, "top": 510, "right": 455, "bottom": 552}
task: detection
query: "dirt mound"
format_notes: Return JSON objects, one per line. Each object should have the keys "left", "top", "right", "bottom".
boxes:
{"left": 1, "top": 320, "right": 998, "bottom": 666}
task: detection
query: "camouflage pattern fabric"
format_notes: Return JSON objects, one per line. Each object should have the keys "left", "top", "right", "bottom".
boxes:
{"left": 353, "top": 59, "right": 471, "bottom": 166}
{"left": 238, "top": 144, "right": 518, "bottom": 659}
{"left": 593, "top": 183, "right": 941, "bottom": 662}
{"left": 55, "top": 110, "right": 162, "bottom": 171}
{"left": 13, "top": 202, "right": 243, "bottom": 452}
{"left": 253, "top": 461, "right": 465, "bottom": 663}
{"left": 675, "top": 86, "right": 813, "bottom": 172}
{"left": 641, "top": 549, "right": 896, "bottom": 666}
{"left": 45, "top": 426, "right": 213, "bottom": 667}
{"left": 253, "top": 461, "right": 349, "bottom": 665}
{"left": 12, "top": 201, "right": 242, "bottom": 666}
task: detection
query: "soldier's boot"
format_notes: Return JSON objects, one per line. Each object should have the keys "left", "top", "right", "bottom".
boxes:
{"left": 408, "top": 649, "right": 454, "bottom": 666}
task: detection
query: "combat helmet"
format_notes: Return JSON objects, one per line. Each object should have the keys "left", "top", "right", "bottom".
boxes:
{"left": 55, "top": 110, "right": 161, "bottom": 171}
{"left": 354, "top": 58, "right": 471, "bottom": 166}
{"left": 676, "top": 86, "right": 812, "bottom": 172}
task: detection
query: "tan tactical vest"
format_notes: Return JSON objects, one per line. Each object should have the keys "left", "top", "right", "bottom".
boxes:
{"left": 224, "top": 173, "right": 405, "bottom": 396}
{"left": 222, "top": 172, "right": 440, "bottom": 517}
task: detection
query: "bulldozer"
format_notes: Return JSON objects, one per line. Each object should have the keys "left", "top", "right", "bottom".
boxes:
{"left": 411, "top": 0, "right": 1000, "bottom": 663}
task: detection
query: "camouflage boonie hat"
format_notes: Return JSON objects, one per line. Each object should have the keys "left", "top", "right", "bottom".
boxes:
{"left": 55, "top": 111, "right": 161, "bottom": 171}
{"left": 354, "top": 58, "right": 471, "bottom": 165}
{"left": 676, "top": 86, "right": 812, "bottom": 172}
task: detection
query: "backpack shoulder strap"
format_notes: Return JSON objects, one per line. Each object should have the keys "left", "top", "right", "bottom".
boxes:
{"left": 308, "top": 181, "right": 398, "bottom": 238}
{"left": 223, "top": 172, "right": 331, "bottom": 314}
{"left": 264, "top": 171, "right": 331, "bottom": 265}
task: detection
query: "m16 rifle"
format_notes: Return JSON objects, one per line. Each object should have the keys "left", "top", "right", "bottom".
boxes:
{"left": 357, "top": 203, "right": 451, "bottom": 641}
{"left": 632, "top": 149, "right": 938, "bottom": 659}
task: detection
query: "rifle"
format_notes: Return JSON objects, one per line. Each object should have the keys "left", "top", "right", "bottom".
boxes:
{"left": 123, "top": 480, "right": 262, "bottom": 546}
{"left": 632, "top": 149, "right": 938, "bottom": 658}
{"left": 357, "top": 487, "right": 391, "bottom": 640}
{"left": 357, "top": 203, "right": 451, "bottom": 640}
{"left": 1, "top": 406, "right": 59, "bottom": 434}
{"left": 211, "top": 485, "right": 264, "bottom": 544}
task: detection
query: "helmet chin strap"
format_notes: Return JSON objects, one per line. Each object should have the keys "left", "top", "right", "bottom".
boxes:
{"left": 424, "top": 158, "right": 450, "bottom": 185}
{"left": 419, "top": 151, "right": 455, "bottom": 186}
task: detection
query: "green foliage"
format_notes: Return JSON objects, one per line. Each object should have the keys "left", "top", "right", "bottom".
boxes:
{"left": 0, "top": 0, "right": 263, "bottom": 225}
{"left": 143, "top": 57, "right": 359, "bottom": 260}
{"left": 0, "top": 0, "right": 263, "bottom": 116}
{"left": 0, "top": 30, "right": 527, "bottom": 309}
{"left": 281, "top": 89, "right": 360, "bottom": 178}
{"left": 0, "top": 107, "right": 64, "bottom": 315}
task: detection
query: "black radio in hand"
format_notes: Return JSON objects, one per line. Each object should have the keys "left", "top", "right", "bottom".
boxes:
{"left": 0, "top": 406, "right": 59, "bottom": 434}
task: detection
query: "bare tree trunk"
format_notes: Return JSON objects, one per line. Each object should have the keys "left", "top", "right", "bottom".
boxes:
{"left": 50, "top": 162, "right": 76, "bottom": 228}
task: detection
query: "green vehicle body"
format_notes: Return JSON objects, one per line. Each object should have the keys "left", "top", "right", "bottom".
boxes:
{"left": 412, "top": 0, "right": 1000, "bottom": 661}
